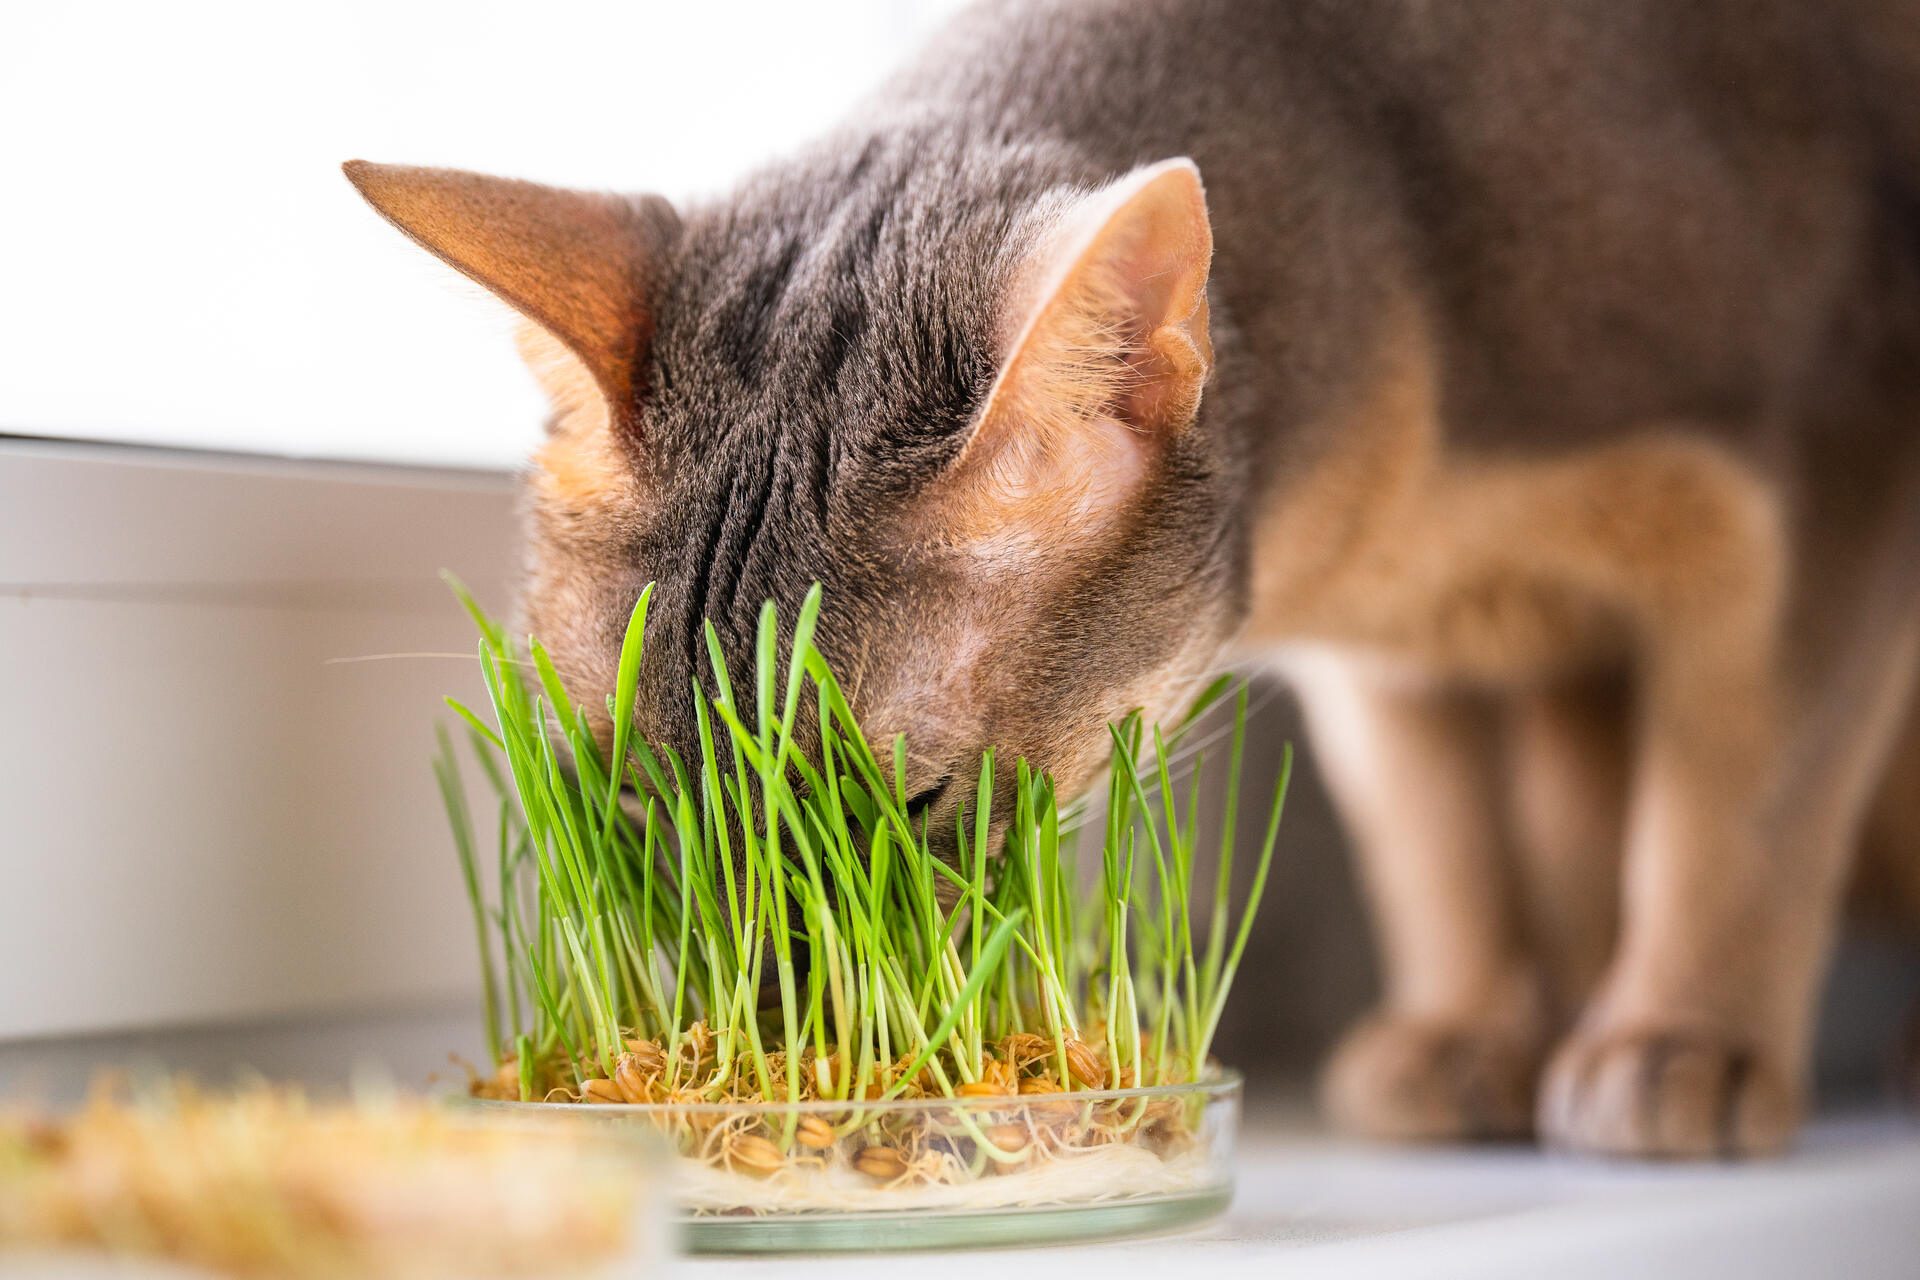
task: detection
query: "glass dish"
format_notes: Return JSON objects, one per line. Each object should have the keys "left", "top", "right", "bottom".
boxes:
{"left": 468, "top": 1072, "right": 1239, "bottom": 1253}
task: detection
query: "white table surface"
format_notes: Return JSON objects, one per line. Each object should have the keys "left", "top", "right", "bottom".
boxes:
{"left": 5, "top": 1009, "right": 1918, "bottom": 1278}
{"left": 684, "top": 1111, "right": 1920, "bottom": 1280}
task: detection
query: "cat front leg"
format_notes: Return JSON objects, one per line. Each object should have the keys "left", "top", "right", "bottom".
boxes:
{"left": 1531, "top": 454, "right": 1807, "bottom": 1157}
{"left": 1290, "top": 651, "right": 1546, "bottom": 1142}
{"left": 1539, "top": 487, "right": 1920, "bottom": 1158}
{"left": 1535, "top": 660, "right": 1805, "bottom": 1157}
{"left": 1503, "top": 675, "right": 1629, "bottom": 1029}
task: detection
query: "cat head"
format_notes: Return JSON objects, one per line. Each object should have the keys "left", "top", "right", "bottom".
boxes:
{"left": 346, "top": 136, "right": 1243, "bottom": 830}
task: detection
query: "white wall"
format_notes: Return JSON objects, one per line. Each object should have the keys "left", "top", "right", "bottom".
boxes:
{"left": 0, "top": 0, "right": 970, "bottom": 469}
{"left": 0, "top": 441, "right": 517, "bottom": 1038}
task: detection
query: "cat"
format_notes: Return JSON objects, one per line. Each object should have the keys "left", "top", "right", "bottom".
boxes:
{"left": 345, "top": 0, "right": 1920, "bottom": 1158}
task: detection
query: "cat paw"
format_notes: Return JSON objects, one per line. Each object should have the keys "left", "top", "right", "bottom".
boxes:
{"left": 1320, "top": 1014, "right": 1540, "bottom": 1142}
{"left": 1900, "top": 1002, "right": 1920, "bottom": 1109}
{"left": 1537, "top": 1027, "right": 1800, "bottom": 1158}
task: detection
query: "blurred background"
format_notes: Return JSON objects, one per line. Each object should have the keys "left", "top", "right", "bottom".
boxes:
{"left": 1, "top": 0, "right": 1914, "bottom": 1111}
{"left": 1, "top": 0, "right": 974, "bottom": 466}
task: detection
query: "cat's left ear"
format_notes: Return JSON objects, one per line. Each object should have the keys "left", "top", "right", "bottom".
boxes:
{"left": 342, "top": 160, "right": 674, "bottom": 432}
{"left": 942, "top": 158, "right": 1213, "bottom": 538}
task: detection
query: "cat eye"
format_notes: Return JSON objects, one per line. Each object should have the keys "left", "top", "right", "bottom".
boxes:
{"left": 904, "top": 774, "right": 954, "bottom": 818}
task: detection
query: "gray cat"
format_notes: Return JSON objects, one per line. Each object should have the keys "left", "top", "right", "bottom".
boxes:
{"left": 348, "top": 0, "right": 1920, "bottom": 1158}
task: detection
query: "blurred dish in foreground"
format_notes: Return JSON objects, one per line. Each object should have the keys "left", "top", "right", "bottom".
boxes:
{"left": 0, "top": 1080, "right": 662, "bottom": 1279}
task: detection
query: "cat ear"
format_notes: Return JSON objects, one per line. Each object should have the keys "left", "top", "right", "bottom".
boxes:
{"left": 342, "top": 161, "right": 674, "bottom": 429}
{"left": 945, "top": 158, "right": 1213, "bottom": 538}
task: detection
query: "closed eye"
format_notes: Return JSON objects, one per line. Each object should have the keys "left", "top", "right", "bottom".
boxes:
{"left": 904, "top": 774, "right": 954, "bottom": 819}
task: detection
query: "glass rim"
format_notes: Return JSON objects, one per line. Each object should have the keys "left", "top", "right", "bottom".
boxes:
{"left": 457, "top": 1067, "right": 1242, "bottom": 1116}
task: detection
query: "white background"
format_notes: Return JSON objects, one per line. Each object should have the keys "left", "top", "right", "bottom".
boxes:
{"left": 0, "top": 0, "right": 969, "bottom": 469}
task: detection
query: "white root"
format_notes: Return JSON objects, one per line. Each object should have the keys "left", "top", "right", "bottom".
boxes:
{"left": 672, "top": 1139, "right": 1219, "bottom": 1215}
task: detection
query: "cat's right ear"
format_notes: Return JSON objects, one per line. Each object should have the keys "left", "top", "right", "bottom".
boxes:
{"left": 931, "top": 159, "right": 1213, "bottom": 552}
{"left": 342, "top": 161, "right": 676, "bottom": 432}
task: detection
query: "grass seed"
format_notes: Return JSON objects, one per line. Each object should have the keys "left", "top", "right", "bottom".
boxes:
{"left": 853, "top": 1146, "right": 908, "bottom": 1180}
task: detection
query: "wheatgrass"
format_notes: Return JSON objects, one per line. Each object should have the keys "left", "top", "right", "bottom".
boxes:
{"left": 437, "top": 577, "right": 1288, "bottom": 1208}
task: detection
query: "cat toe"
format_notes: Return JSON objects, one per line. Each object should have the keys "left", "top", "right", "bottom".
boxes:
{"left": 1320, "top": 1013, "right": 1540, "bottom": 1143}
{"left": 1538, "top": 1027, "right": 1800, "bottom": 1158}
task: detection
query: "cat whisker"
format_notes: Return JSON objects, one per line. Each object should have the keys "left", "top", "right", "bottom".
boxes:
{"left": 324, "top": 651, "right": 490, "bottom": 665}
{"left": 1051, "top": 679, "right": 1287, "bottom": 839}
{"left": 1154, "top": 679, "right": 1287, "bottom": 774}
{"left": 842, "top": 636, "right": 875, "bottom": 709}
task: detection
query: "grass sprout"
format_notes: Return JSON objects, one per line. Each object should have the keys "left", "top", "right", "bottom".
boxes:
{"left": 434, "top": 576, "right": 1290, "bottom": 1112}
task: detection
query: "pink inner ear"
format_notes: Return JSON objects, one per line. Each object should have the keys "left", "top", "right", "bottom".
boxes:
{"left": 969, "top": 161, "right": 1212, "bottom": 459}
{"left": 933, "top": 161, "right": 1213, "bottom": 556}
{"left": 1099, "top": 195, "right": 1205, "bottom": 327}
{"left": 990, "top": 159, "right": 1213, "bottom": 443}
{"left": 1010, "top": 160, "right": 1210, "bottom": 351}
